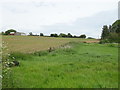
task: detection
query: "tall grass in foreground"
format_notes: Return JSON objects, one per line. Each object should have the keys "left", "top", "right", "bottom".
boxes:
{"left": 3, "top": 42, "right": 118, "bottom": 88}
{"left": 2, "top": 38, "right": 14, "bottom": 88}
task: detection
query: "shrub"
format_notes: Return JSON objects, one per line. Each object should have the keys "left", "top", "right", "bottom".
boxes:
{"left": 99, "top": 39, "right": 110, "bottom": 44}
{"left": 40, "top": 33, "right": 44, "bottom": 36}
{"left": 107, "top": 33, "right": 120, "bottom": 43}
{"left": 34, "top": 51, "right": 48, "bottom": 56}
{"left": 87, "top": 37, "right": 94, "bottom": 39}
{"left": 50, "top": 34, "right": 58, "bottom": 37}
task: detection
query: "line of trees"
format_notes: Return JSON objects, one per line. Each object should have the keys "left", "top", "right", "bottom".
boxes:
{"left": 100, "top": 20, "right": 120, "bottom": 43}
{"left": 1, "top": 29, "right": 87, "bottom": 38}
{"left": 49, "top": 33, "right": 86, "bottom": 38}
{"left": 1, "top": 29, "right": 17, "bottom": 35}
{"left": 28, "top": 32, "right": 86, "bottom": 38}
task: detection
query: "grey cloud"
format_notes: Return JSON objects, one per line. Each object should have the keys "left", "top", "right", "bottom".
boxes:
{"left": 41, "top": 9, "right": 117, "bottom": 38}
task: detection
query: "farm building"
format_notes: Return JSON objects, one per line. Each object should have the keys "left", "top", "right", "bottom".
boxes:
{"left": 9, "top": 32, "right": 26, "bottom": 36}
{"left": 15, "top": 32, "right": 26, "bottom": 36}
{"left": 9, "top": 32, "right": 15, "bottom": 35}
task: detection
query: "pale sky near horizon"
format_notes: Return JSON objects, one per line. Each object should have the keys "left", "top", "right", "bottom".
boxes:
{"left": 0, "top": 0, "right": 119, "bottom": 38}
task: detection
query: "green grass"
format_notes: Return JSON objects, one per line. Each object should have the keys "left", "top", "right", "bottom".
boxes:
{"left": 5, "top": 42, "right": 118, "bottom": 88}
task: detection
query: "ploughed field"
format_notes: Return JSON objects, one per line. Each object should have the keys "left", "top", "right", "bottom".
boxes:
{"left": 2, "top": 36, "right": 118, "bottom": 88}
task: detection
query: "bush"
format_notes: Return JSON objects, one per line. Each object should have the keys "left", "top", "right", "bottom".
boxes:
{"left": 87, "top": 37, "right": 94, "bottom": 39}
{"left": 59, "top": 33, "right": 67, "bottom": 37}
{"left": 107, "top": 33, "right": 120, "bottom": 43}
{"left": 34, "top": 51, "right": 48, "bottom": 56}
{"left": 40, "top": 33, "right": 44, "bottom": 36}
{"left": 50, "top": 34, "right": 58, "bottom": 37}
{"left": 99, "top": 39, "right": 110, "bottom": 44}
{"left": 9, "top": 52, "right": 33, "bottom": 60}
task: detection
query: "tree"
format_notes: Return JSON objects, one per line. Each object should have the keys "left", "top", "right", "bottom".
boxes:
{"left": 115, "top": 23, "right": 120, "bottom": 33}
{"left": 67, "top": 33, "right": 72, "bottom": 38}
{"left": 101, "top": 25, "right": 109, "bottom": 39}
{"left": 79, "top": 34, "right": 86, "bottom": 38}
{"left": 112, "top": 20, "right": 120, "bottom": 33}
{"left": 59, "top": 33, "right": 67, "bottom": 37}
{"left": 1, "top": 32, "right": 5, "bottom": 35}
{"left": 29, "top": 32, "right": 33, "bottom": 36}
{"left": 40, "top": 33, "right": 44, "bottom": 36}
{"left": 54, "top": 34, "right": 58, "bottom": 37}
{"left": 50, "top": 33, "right": 58, "bottom": 37}
{"left": 5, "top": 29, "right": 16, "bottom": 35}
{"left": 100, "top": 20, "right": 120, "bottom": 43}
{"left": 108, "top": 33, "right": 120, "bottom": 43}
{"left": 50, "top": 34, "right": 54, "bottom": 37}
{"left": 73, "top": 35, "right": 77, "bottom": 38}
{"left": 109, "top": 25, "right": 112, "bottom": 32}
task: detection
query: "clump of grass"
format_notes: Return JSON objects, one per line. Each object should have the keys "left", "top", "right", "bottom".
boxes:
{"left": 107, "top": 43, "right": 118, "bottom": 47}
{"left": 9, "top": 52, "right": 33, "bottom": 61}
{"left": 33, "top": 51, "right": 49, "bottom": 56}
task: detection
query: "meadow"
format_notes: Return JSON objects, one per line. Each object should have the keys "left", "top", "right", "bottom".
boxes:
{"left": 2, "top": 36, "right": 118, "bottom": 88}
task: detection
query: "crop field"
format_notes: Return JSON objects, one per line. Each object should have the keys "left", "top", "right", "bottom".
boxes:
{"left": 2, "top": 36, "right": 118, "bottom": 88}
{"left": 2, "top": 35, "right": 97, "bottom": 53}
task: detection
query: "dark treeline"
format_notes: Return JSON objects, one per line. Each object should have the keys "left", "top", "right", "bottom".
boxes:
{"left": 1, "top": 29, "right": 16, "bottom": 35}
{"left": 30, "top": 32, "right": 86, "bottom": 38}
{"left": 100, "top": 20, "right": 120, "bottom": 43}
{"left": 1, "top": 30, "right": 87, "bottom": 38}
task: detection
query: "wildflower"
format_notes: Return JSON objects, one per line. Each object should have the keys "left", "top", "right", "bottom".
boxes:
{"left": 12, "top": 57, "right": 15, "bottom": 59}
{"left": 0, "top": 75, "right": 2, "bottom": 78}
{"left": 7, "top": 54, "right": 10, "bottom": 56}
{"left": 7, "top": 68, "right": 10, "bottom": 70}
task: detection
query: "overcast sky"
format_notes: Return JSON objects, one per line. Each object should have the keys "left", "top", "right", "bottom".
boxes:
{"left": 0, "top": 0, "right": 119, "bottom": 38}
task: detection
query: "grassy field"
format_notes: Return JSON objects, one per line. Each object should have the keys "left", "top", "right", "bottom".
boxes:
{"left": 2, "top": 36, "right": 118, "bottom": 88}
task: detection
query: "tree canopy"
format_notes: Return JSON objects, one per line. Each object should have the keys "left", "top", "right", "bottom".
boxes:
{"left": 79, "top": 34, "right": 86, "bottom": 38}
{"left": 40, "top": 33, "right": 44, "bottom": 36}
{"left": 100, "top": 20, "right": 120, "bottom": 43}
{"left": 4, "top": 29, "right": 17, "bottom": 35}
